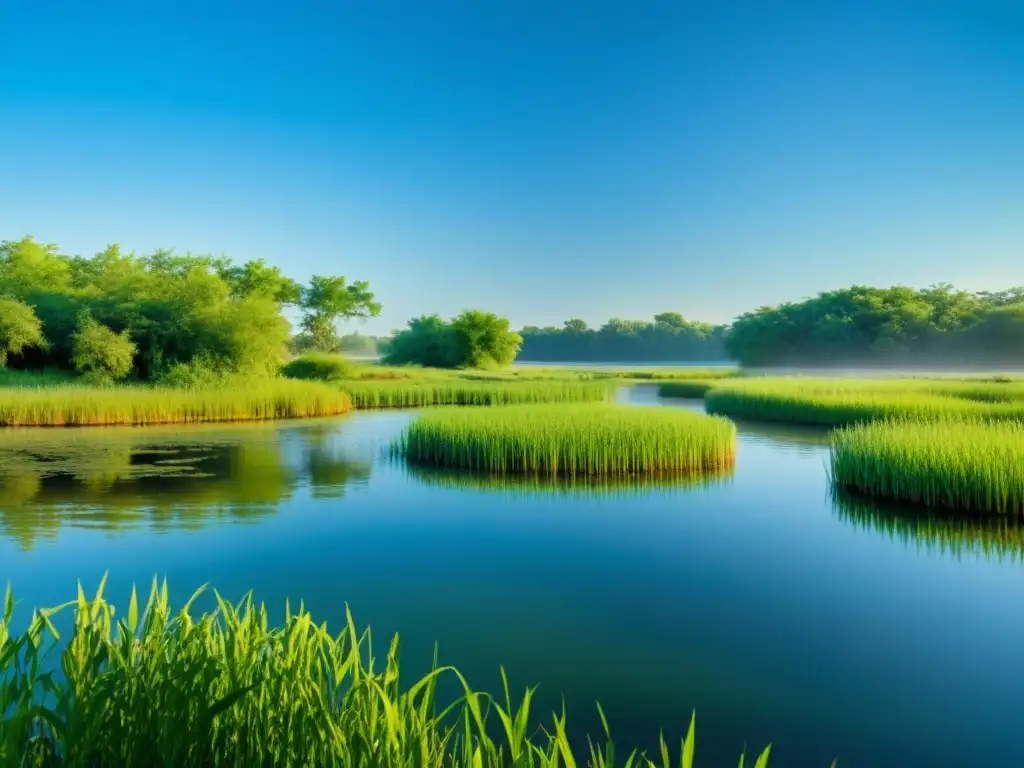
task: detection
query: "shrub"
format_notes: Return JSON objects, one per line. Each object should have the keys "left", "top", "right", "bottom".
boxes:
{"left": 71, "top": 313, "right": 136, "bottom": 382}
{"left": 0, "top": 297, "right": 44, "bottom": 368}
{"left": 280, "top": 353, "right": 356, "bottom": 382}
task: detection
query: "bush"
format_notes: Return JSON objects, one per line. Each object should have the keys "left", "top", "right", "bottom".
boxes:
{"left": 71, "top": 313, "right": 136, "bottom": 382}
{"left": 0, "top": 297, "right": 44, "bottom": 367}
{"left": 384, "top": 310, "right": 522, "bottom": 369}
{"left": 281, "top": 353, "right": 356, "bottom": 382}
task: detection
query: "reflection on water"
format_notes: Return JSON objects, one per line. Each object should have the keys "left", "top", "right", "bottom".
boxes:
{"left": 403, "top": 463, "right": 734, "bottom": 497}
{"left": 0, "top": 420, "right": 371, "bottom": 549}
{"left": 834, "top": 491, "right": 1024, "bottom": 562}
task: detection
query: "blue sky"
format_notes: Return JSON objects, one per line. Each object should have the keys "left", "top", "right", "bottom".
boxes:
{"left": 2, "top": 1, "right": 1022, "bottom": 334}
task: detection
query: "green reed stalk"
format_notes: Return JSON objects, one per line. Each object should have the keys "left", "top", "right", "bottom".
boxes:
{"left": 0, "top": 578, "right": 781, "bottom": 767}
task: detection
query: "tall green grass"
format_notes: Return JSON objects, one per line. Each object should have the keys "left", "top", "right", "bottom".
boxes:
{"left": 705, "top": 377, "right": 1024, "bottom": 426}
{"left": 830, "top": 418, "right": 1024, "bottom": 515}
{"left": 0, "top": 579, "right": 779, "bottom": 767}
{"left": 395, "top": 404, "right": 736, "bottom": 477}
{"left": 342, "top": 380, "right": 613, "bottom": 409}
{"left": 0, "top": 379, "right": 351, "bottom": 426}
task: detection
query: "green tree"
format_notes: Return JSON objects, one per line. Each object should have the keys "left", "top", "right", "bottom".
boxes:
{"left": 0, "top": 298, "right": 44, "bottom": 367}
{"left": 71, "top": 312, "right": 136, "bottom": 382}
{"left": 450, "top": 309, "right": 522, "bottom": 368}
{"left": 384, "top": 315, "right": 461, "bottom": 367}
{"left": 217, "top": 259, "right": 303, "bottom": 305}
{"left": 300, "top": 276, "right": 381, "bottom": 352}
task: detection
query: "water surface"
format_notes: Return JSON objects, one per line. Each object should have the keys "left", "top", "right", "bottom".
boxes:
{"left": 2, "top": 387, "right": 1021, "bottom": 767}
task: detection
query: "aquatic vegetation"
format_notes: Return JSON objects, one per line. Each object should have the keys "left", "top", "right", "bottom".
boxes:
{"left": 342, "top": 379, "right": 613, "bottom": 409}
{"left": 830, "top": 418, "right": 1024, "bottom": 515}
{"left": 834, "top": 493, "right": 1024, "bottom": 562}
{"left": 0, "top": 379, "right": 351, "bottom": 426}
{"left": 395, "top": 404, "right": 735, "bottom": 477}
{"left": 705, "top": 377, "right": 1024, "bottom": 426}
{"left": 0, "top": 580, "right": 776, "bottom": 767}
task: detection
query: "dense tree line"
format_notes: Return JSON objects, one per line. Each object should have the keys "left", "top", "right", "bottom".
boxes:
{"left": 518, "top": 314, "right": 728, "bottom": 362}
{"left": 0, "top": 237, "right": 378, "bottom": 382}
{"left": 727, "top": 284, "right": 1024, "bottom": 367}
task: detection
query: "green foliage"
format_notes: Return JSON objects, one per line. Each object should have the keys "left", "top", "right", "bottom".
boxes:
{"left": 831, "top": 418, "right": 1024, "bottom": 515}
{"left": 0, "top": 236, "right": 374, "bottom": 381}
{"left": 281, "top": 353, "right": 356, "bottom": 382}
{"left": 0, "top": 379, "right": 350, "bottom": 426}
{"left": 71, "top": 313, "right": 136, "bottom": 381}
{"left": 450, "top": 309, "right": 523, "bottom": 367}
{"left": 520, "top": 314, "right": 727, "bottom": 362}
{"left": 385, "top": 310, "right": 522, "bottom": 369}
{"left": 0, "top": 297, "right": 44, "bottom": 368}
{"left": 395, "top": 404, "right": 736, "bottom": 477}
{"left": 341, "top": 379, "right": 613, "bottom": 408}
{"left": 299, "top": 275, "right": 381, "bottom": 352}
{"left": 726, "top": 283, "right": 1024, "bottom": 366}
{"left": 0, "top": 581, "right": 777, "bottom": 767}
{"left": 704, "top": 377, "right": 1024, "bottom": 426}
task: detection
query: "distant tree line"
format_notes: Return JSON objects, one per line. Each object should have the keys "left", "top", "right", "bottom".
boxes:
{"left": 0, "top": 236, "right": 378, "bottom": 383}
{"left": 517, "top": 313, "right": 728, "bottom": 363}
{"left": 726, "top": 284, "right": 1024, "bottom": 367}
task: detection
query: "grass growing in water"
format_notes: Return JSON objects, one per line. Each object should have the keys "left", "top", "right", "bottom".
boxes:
{"left": 830, "top": 418, "right": 1024, "bottom": 515}
{"left": 705, "top": 377, "right": 1024, "bottom": 426}
{"left": 342, "top": 379, "right": 613, "bottom": 409}
{"left": 395, "top": 404, "right": 736, "bottom": 477}
{"left": 0, "top": 379, "right": 351, "bottom": 426}
{"left": 0, "top": 579, "right": 779, "bottom": 767}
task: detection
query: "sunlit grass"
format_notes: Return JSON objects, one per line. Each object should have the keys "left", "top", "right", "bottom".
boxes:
{"left": 341, "top": 379, "right": 613, "bottom": 409}
{"left": 0, "top": 579, "right": 778, "bottom": 767}
{"left": 394, "top": 403, "right": 735, "bottom": 477}
{"left": 0, "top": 379, "right": 351, "bottom": 426}
{"left": 830, "top": 417, "right": 1024, "bottom": 515}
{"left": 704, "top": 377, "right": 1024, "bottom": 426}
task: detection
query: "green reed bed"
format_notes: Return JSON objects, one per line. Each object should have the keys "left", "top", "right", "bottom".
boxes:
{"left": 395, "top": 404, "right": 735, "bottom": 477}
{"left": 341, "top": 379, "right": 613, "bottom": 409}
{"left": 830, "top": 418, "right": 1024, "bottom": 515}
{"left": 0, "top": 579, "right": 778, "bottom": 768}
{"left": 0, "top": 379, "right": 351, "bottom": 427}
{"left": 704, "top": 377, "right": 1024, "bottom": 427}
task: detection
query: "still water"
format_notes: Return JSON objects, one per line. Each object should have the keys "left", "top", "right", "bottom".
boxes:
{"left": 1, "top": 386, "right": 1021, "bottom": 767}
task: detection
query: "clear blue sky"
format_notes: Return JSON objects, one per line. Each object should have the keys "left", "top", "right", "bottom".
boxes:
{"left": 2, "top": 1, "right": 1022, "bottom": 334}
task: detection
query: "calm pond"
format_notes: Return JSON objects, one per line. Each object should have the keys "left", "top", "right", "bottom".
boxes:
{"left": 2, "top": 385, "right": 1021, "bottom": 767}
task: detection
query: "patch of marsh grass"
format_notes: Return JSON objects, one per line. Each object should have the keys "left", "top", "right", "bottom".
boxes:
{"left": 705, "top": 377, "right": 1024, "bottom": 426}
{"left": 830, "top": 418, "right": 1024, "bottom": 515}
{"left": 341, "top": 379, "right": 613, "bottom": 409}
{"left": 394, "top": 403, "right": 735, "bottom": 477}
{"left": 0, "top": 379, "right": 351, "bottom": 427}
